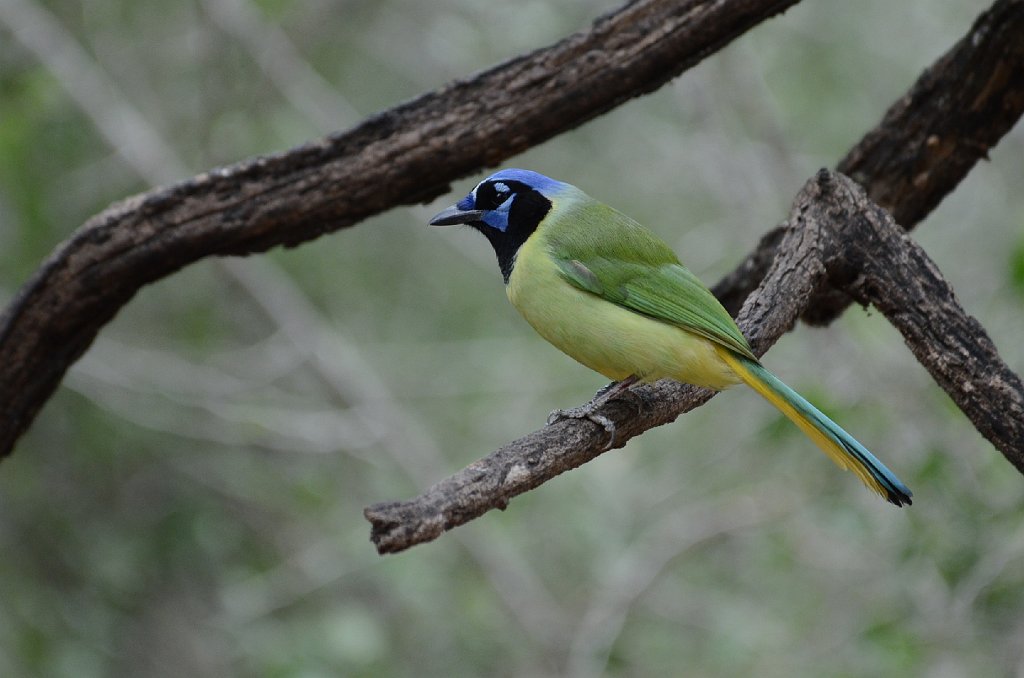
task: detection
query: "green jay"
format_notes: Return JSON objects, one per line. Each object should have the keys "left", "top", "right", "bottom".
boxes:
{"left": 430, "top": 169, "right": 911, "bottom": 506}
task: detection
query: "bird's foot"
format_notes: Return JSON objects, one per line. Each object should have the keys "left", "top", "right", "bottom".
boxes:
{"left": 546, "top": 376, "right": 641, "bottom": 449}
{"left": 547, "top": 403, "right": 619, "bottom": 448}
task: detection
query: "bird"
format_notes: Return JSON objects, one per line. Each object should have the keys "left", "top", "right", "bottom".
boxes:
{"left": 429, "top": 168, "right": 912, "bottom": 506}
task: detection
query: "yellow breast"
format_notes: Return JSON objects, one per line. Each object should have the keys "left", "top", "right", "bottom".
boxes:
{"left": 506, "top": 234, "right": 740, "bottom": 390}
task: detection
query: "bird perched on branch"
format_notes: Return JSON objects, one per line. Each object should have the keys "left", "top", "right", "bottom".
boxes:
{"left": 430, "top": 169, "right": 911, "bottom": 506}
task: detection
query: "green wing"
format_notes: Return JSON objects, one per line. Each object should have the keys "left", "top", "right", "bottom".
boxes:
{"left": 547, "top": 200, "right": 757, "bottom": 362}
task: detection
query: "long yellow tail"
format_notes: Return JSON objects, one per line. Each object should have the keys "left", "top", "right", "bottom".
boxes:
{"left": 716, "top": 347, "right": 912, "bottom": 506}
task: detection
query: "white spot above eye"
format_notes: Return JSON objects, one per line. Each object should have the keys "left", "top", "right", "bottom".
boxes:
{"left": 494, "top": 182, "right": 510, "bottom": 195}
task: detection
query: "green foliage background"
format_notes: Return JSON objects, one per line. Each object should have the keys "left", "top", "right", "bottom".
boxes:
{"left": 1, "top": 1, "right": 1023, "bottom": 676}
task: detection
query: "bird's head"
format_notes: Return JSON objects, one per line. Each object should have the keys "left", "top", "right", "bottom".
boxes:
{"left": 429, "top": 169, "right": 570, "bottom": 282}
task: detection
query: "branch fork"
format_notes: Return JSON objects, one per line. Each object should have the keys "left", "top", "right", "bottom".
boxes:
{"left": 365, "top": 170, "right": 1024, "bottom": 554}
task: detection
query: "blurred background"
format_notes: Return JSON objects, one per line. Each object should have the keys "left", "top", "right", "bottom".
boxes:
{"left": 1, "top": 0, "right": 1023, "bottom": 676}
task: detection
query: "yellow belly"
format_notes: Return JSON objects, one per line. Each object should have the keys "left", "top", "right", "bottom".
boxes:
{"left": 507, "top": 239, "right": 741, "bottom": 390}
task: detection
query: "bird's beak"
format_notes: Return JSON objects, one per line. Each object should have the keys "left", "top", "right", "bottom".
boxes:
{"left": 428, "top": 205, "right": 486, "bottom": 226}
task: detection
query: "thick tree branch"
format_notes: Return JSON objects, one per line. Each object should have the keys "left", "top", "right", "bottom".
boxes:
{"left": 365, "top": 170, "right": 1024, "bottom": 553}
{"left": 2, "top": 0, "right": 1021, "bottom": 557}
{"left": 711, "top": 0, "right": 1024, "bottom": 318}
{"left": 0, "top": 0, "right": 802, "bottom": 457}
{"left": 823, "top": 177, "right": 1024, "bottom": 471}
{"left": 363, "top": 0, "right": 1024, "bottom": 554}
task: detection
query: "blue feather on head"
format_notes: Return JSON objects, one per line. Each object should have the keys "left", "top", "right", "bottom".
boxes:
{"left": 485, "top": 169, "right": 568, "bottom": 197}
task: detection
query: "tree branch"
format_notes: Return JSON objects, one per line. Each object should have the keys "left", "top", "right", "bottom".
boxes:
{"left": 822, "top": 175, "right": 1024, "bottom": 471}
{"left": 711, "top": 0, "right": 1024, "bottom": 319}
{"left": 0, "top": 0, "right": 802, "bottom": 457}
{"left": 3, "top": 0, "right": 1021, "bottom": 557}
{"left": 363, "top": 0, "right": 1024, "bottom": 553}
{"left": 365, "top": 170, "right": 1024, "bottom": 553}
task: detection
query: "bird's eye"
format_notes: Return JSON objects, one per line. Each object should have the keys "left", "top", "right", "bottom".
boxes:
{"left": 474, "top": 180, "right": 516, "bottom": 210}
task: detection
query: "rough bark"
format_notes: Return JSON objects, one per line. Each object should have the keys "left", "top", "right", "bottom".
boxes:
{"left": 712, "top": 0, "right": 1024, "bottom": 319}
{"left": 0, "top": 0, "right": 1020, "bottom": 555}
{"left": 363, "top": 0, "right": 1024, "bottom": 553}
{"left": 824, "top": 177, "right": 1024, "bottom": 473}
{"left": 366, "top": 170, "right": 1024, "bottom": 553}
{"left": 0, "top": 0, "right": 801, "bottom": 457}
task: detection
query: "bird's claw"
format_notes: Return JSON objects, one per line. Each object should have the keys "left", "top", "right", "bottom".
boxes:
{"left": 612, "top": 388, "right": 646, "bottom": 416}
{"left": 547, "top": 405, "right": 618, "bottom": 449}
{"left": 546, "top": 376, "right": 642, "bottom": 449}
